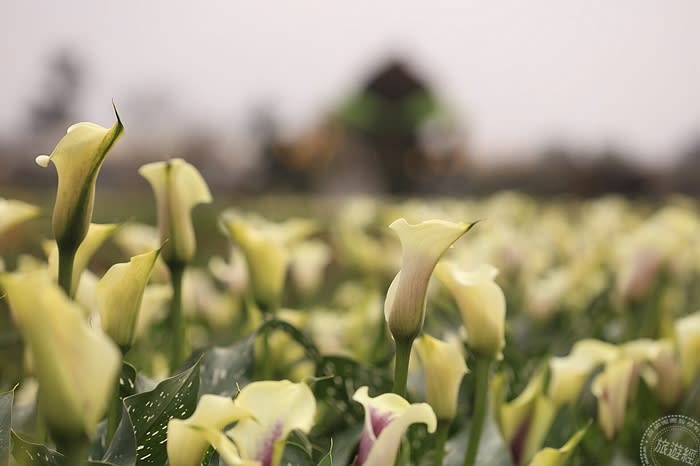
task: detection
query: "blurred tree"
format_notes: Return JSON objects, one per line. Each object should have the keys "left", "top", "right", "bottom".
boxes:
{"left": 28, "top": 49, "right": 83, "bottom": 132}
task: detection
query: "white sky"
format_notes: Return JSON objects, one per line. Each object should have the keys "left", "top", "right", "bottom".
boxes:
{"left": 3, "top": 0, "right": 700, "bottom": 164}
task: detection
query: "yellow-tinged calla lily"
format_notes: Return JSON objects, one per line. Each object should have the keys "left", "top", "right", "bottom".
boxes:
{"left": 414, "top": 334, "right": 468, "bottom": 421}
{"left": 620, "top": 339, "right": 683, "bottom": 406}
{"left": 221, "top": 211, "right": 316, "bottom": 312}
{"left": 139, "top": 158, "right": 212, "bottom": 265}
{"left": 289, "top": 240, "right": 332, "bottom": 300}
{"left": 548, "top": 354, "right": 597, "bottom": 407}
{"left": 591, "top": 358, "right": 637, "bottom": 440}
{"left": 675, "top": 311, "right": 700, "bottom": 386}
{"left": 527, "top": 424, "right": 588, "bottom": 466}
{"left": 435, "top": 262, "right": 506, "bottom": 359}
{"left": 352, "top": 386, "right": 437, "bottom": 466}
{"left": 0, "top": 198, "right": 40, "bottom": 236}
{"left": 384, "top": 218, "right": 473, "bottom": 341}
{"left": 569, "top": 338, "right": 619, "bottom": 364}
{"left": 97, "top": 249, "right": 160, "bottom": 350}
{"left": 0, "top": 269, "right": 120, "bottom": 441}
{"left": 47, "top": 222, "right": 119, "bottom": 296}
{"left": 493, "top": 369, "right": 557, "bottom": 465}
{"left": 183, "top": 381, "right": 315, "bottom": 466}
{"left": 36, "top": 107, "right": 123, "bottom": 251}
{"left": 167, "top": 394, "right": 254, "bottom": 466}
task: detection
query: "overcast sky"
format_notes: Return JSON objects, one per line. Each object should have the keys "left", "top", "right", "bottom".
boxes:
{"left": 3, "top": 1, "right": 700, "bottom": 164}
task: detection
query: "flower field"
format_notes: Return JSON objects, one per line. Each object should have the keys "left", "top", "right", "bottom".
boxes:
{"left": 1, "top": 110, "right": 699, "bottom": 466}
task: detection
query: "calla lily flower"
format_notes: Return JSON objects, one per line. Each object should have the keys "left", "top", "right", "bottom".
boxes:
{"left": 620, "top": 339, "right": 683, "bottom": 406}
{"left": 289, "top": 240, "right": 332, "bottom": 300}
{"left": 0, "top": 198, "right": 40, "bottom": 236}
{"left": 384, "top": 218, "right": 473, "bottom": 342}
{"left": 414, "top": 334, "right": 468, "bottom": 421}
{"left": 167, "top": 394, "right": 254, "bottom": 466}
{"left": 493, "top": 369, "right": 557, "bottom": 465}
{"left": 47, "top": 222, "right": 119, "bottom": 296}
{"left": 221, "top": 210, "right": 316, "bottom": 312}
{"left": 97, "top": 249, "right": 160, "bottom": 351}
{"left": 353, "top": 386, "right": 437, "bottom": 466}
{"left": 591, "top": 358, "right": 637, "bottom": 440}
{"left": 139, "top": 158, "right": 212, "bottom": 266}
{"left": 174, "top": 380, "right": 316, "bottom": 466}
{"left": 35, "top": 106, "right": 123, "bottom": 251}
{"left": 435, "top": 262, "right": 506, "bottom": 360}
{"left": 548, "top": 354, "right": 597, "bottom": 406}
{"left": 0, "top": 269, "right": 120, "bottom": 441}
{"left": 527, "top": 424, "right": 588, "bottom": 466}
{"left": 675, "top": 311, "right": 700, "bottom": 387}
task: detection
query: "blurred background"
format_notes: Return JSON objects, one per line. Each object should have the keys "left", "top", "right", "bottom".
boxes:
{"left": 3, "top": 0, "right": 700, "bottom": 197}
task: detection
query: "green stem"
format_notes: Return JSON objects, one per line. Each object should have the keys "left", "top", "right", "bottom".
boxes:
{"left": 57, "top": 247, "right": 76, "bottom": 297}
{"left": 463, "top": 356, "right": 491, "bottom": 466}
{"left": 393, "top": 338, "right": 413, "bottom": 397}
{"left": 433, "top": 420, "right": 451, "bottom": 466}
{"left": 55, "top": 436, "right": 88, "bottom": 466}
{"left": 167, "top": 264, "right": 187, "bottom": 371}
{"left": 105, "top": 384, "right": 121, "bottom": 446}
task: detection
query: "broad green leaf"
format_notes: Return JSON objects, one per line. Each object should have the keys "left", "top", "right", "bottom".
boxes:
{"left": 0, "top": 390, "right": 12, "bottom": 466}
{"left": 325, "top": 424, "right": 362, "bottom": 466}
{"left": 198, "top": 335, "right": 255, "bottom": 397}
{"left": 105, "top": 359, "right": 201, "bottom": 466}
{"left": 444, "top": 415, "right": 514, "bottom": 466}
{"left": 11, "top": 430, "right": 61, "bottom": 466}
{"left": 119, "top": 363, "right": 139, "bottom": 399}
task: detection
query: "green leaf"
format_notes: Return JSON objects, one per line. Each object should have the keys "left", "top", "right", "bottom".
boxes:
{"left": 444, "top": 415, "right": 514, "bottom": 466}
{"left": 105, "top": 359, "right": 201, "bottom": 466}
{"left": 119, "top": 363, "right": 138, "bottom": 399}
{"left": 280, "top": 430, "right": 314, "bottom": 466}
{"left": 326, "top": 424, "right": 362, "bottom": 466}
{"left": 0, "top": 390, "right": 12, "bottom": 466}
{"left": 317, "top": 439, "right": 333, "bottom": 466}
{"left": 11, "top": 430, "right": 61, "bottom": 466}
{"left": 198, "top": 334, "right": 255, "bottom": 397}
{"left": 258, "top": 319, "right": 323, "bottom": 365}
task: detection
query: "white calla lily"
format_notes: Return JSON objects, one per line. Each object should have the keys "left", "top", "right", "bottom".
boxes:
{"left": 414, "top": 334, "right": 468, "bottom": 421}
{"left": 167, "top": 394, "right": 254, "bottom": 466}
{"left": 527, "top": 424, "right": 588, "bottom": 466}
{"left": 139, "top": 158, "right": 212, "bottom": 265}
{"left": 675, "top": 311, "right": 700, "bottom": 387}
{"left": 384, "top": 218, "right": 473, "bottom": 341}
{"left": 97, "top": 249, "right": 160, "bottom": 350}
{"left": 591, "top": 358, "right": 637, "bottom": 440}
{"left": 435, "top": 262, "right": 506, "bottom": 359}
{"left": 352, "top": 386, "right": 437, "bottom": 466}
{"left": 0, "top": 269, "right": 120, "bottom": 441}
{"left": 0, "top": 198, "right": 40, "bottom": 236}
{"left": 36, "top": 107, "right": 123, "bottom": 251}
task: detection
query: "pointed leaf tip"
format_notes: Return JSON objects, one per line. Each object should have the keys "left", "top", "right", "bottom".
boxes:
{"left": 35, "top": 155, "right": 50, "bottom": 167}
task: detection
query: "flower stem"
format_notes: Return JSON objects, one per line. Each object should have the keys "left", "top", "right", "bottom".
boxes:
{"left": 57, "top": 247, "right": 76, "bottom": 297}
{"left": 105, "top": 384, "right": 121, "bottom": 446}
{"left": 433, "top": 420, "right": 451, "bottom": 466}
{"left": 167, "top": 264, "right": 187, "bottom": 371}
{"left": 55, "top": 436, "right": 88, "bottom": 466}
{"left": 393, "top": 338, "right": 413, "bottom": 397}
{"left": 463, "top": 356, "right": 491, "bottom": 466}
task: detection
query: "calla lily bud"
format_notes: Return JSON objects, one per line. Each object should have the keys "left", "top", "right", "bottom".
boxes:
{"left": 221, "top": 210, "right": 316, "bottom": 312}
{"left": 139, "top": 158, "right": 212, "bottom": 266}
{"left": 47, "top": 222, "right": 119, "bottom": 296}
{"left": 435, "top": 262, "right": 506, "bottom": 360}
{"left": 384, "top": 218, "right": 473, "bottom": 342}
{"left": 36, "top": 106, "right": 123, "bottom": 251}
{"left": 0, "top": 269, "right": 121, "bottom": 441}
{"left": 675, "top": 311, "right": 700, "bottom": 387}
{"left": 167, "top": 394, "right": 254, "bottom": 466}
{"left": 0, "top": 198, "right": 40, "bottom": 236}
{"left": 414, "top": 334, "right": 468, "bottom": 421}
{"left": 352, "top": 386, "right": 437, "bottom": 466}
{"left": 97, "top": 249, "right": 160, "bottom": 351}
{"left": 527, "top": 424, "right": 588, "bottom": 466}
{"left": 591, "top": 358, "right": 637, "bottom": 440}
